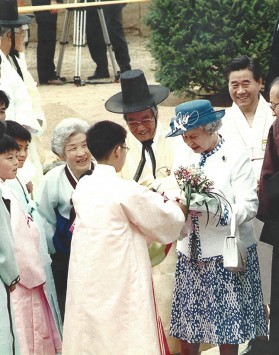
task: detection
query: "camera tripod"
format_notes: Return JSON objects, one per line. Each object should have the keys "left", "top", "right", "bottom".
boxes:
{"left": 56, "top": 0, "right": 119, "bottom": 86}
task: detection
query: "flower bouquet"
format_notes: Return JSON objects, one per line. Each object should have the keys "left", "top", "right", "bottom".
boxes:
{"left": 174, "top": 164, "right": 230, "bottom": 225}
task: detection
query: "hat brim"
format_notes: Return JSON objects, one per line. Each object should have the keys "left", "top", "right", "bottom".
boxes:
{"left": 166, "top": 109, "right": 225, "bottom": 138}
{"left": 105, "top": 85, "right": 169, "bottom": 114}
{"left": 0, "top": 15, "right": 32, "bottom": 26}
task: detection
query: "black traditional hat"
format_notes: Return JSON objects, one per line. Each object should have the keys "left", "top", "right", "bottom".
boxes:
{"left": 105, "top": 69, "right": 169, "bottom": 114}
{"left": 0, "top": 0, "right": 32, "bottom": 27}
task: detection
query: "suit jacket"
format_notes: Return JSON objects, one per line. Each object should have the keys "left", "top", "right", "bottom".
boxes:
{"left": 257, "top": 119, "right": 279, "bottom": 247}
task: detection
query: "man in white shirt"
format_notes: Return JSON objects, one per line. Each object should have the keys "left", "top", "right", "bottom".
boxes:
{"left": 221, "top": 55, "right": 273, "bottom": 355}
{"left": 0, "top": 0, "right": 44, "bottom": 194}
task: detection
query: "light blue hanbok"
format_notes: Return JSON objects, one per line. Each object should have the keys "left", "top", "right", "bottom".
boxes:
{"left": 0, "top": 187, "right": 20, "bottom": 355}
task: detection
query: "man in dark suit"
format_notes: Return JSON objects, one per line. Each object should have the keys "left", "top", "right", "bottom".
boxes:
{"left": 258, "top": 77, "right": 279, "bottom": 355}
{"left": 31, "top": 0, "right": 64, "bottom": 85}
{"left": 86, "top": 0, "right": 131, "bottom": 80}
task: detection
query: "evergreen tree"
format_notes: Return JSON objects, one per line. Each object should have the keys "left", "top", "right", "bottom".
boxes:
{"left": 145, "top": 0, "right": 278, "bottom": 94}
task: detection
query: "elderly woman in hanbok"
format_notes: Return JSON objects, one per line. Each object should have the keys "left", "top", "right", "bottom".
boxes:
{"left": 62, "top": 120, "right": 186, "bottom": 355}
{"left": 165, "top": 100, "right": 268, "bottom": 355}
{"left": 36, "top": 118, "right": 92, "bottom": 320}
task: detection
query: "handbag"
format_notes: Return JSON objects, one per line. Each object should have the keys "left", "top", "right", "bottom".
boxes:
{"left": 223, "top": 213, "right": 247, "bottom": 272}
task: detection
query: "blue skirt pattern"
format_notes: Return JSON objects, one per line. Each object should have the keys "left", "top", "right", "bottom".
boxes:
{"left": 170, "top": 245, "right": 268, "bottom": 345}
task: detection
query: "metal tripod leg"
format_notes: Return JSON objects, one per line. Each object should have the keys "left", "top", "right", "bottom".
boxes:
{"left": 57, "top": 8, "right": 73, "bottom": 79}
{"left": 73, "top": 7, "right": 86, "bottom": 86}
{"left": 96, "top": 4, "right": 120, "bottom": 82}
{"left": 57, "top": 0, "right": 118, "bottom": 85}
{"left": 57, "top": 2, "right": 87, "bottom": 85}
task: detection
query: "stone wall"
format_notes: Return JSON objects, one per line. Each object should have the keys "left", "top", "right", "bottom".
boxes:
{"left": 28, "top": 2, "right": 150, "bottom": 42}
{"left": 123, "top": 2, "right": 150, "bottom": 36}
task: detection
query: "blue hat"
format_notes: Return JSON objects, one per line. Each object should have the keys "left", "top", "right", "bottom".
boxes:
{"left": 166, "top": 100, "right": 225, "bottom": 138}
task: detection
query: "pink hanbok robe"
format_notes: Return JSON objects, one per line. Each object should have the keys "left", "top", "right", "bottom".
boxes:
{"left": 62, "top": 165, "right": 185, "bottom": 355}
{"left": 0, "top": 180, "right": 62, "bottom": 355}
{"left": 121, "top": 125, "right": 183, "bottom": 353}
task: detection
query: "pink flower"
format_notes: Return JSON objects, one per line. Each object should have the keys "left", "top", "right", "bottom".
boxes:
{"left": 174, "top": 165, "right": 214, "bottom": 193}
{"left": 174, "top": 165, "right": 229, "bottom": 224}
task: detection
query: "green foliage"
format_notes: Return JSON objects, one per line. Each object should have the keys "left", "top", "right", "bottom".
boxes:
{"left": 145, "top": 0, "right": 278, "bottom": 94}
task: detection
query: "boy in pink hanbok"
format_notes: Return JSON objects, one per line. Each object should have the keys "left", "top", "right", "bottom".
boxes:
{"left": 5, "top": 120, "right": 63, "bottom": 338}
{"left": 0, "top": 121, "right": 62, "bottom": 355}
{"left": 63, "top": 120, "right": 186, "bottom": 355}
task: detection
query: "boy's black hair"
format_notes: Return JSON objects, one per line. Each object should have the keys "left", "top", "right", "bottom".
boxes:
{"left": 86, "top": 120, "right": 127, "bottom": 161}
{"left": 0, "top": 90, "right": 10, "bottom": 108}
{"left": 226, "top": 55, "right": 262, "bottom": 82}
{"left": 0, "top": 121, "right": 19, "bottom": 154}
{"left": 5, "top": 120, "right": 31, "bottom": 142}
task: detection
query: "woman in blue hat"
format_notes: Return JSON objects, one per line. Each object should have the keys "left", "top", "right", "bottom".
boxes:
{"left": 166, "top": 100, "right": 268, "bottom": 354}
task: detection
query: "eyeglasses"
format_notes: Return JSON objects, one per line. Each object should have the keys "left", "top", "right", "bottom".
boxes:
{"left": 270, "top": 102, "right": 279, "bottom": 112}
{"left": 120, "top": 145, "right": 130, "bottom": 152}
{"left": 126, "top": 118, "right": 154, "bottom": 129}
{"left": 14, "top": 29, "right": 27, "bottom": 35}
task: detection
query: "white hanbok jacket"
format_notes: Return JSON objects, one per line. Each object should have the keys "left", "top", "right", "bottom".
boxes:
{"left": 62, "top": 165, "right": 185, "bottom": 355}
{"left": 221, "top": 95, "right": 274, "bottom": 303}
{"left": 0, "top": 50, "right": 41, "bottom": 133}
{"left": 221, "top": 95, "right": 274, "bottom": 178}
{"left": 0, "top": 51, "right": 44, "bottom": 194}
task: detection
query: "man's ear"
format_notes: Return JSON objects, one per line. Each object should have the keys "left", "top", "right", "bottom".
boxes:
{"left": 6, "top": 31, "right": 12, "bottom": 39}
{"left": 114, "top": 145, "right": 121, "bottom": 157}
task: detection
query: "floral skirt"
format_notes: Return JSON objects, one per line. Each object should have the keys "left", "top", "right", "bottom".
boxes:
{"left": 169, "top": 245, "right": 268, "bottom": 345}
